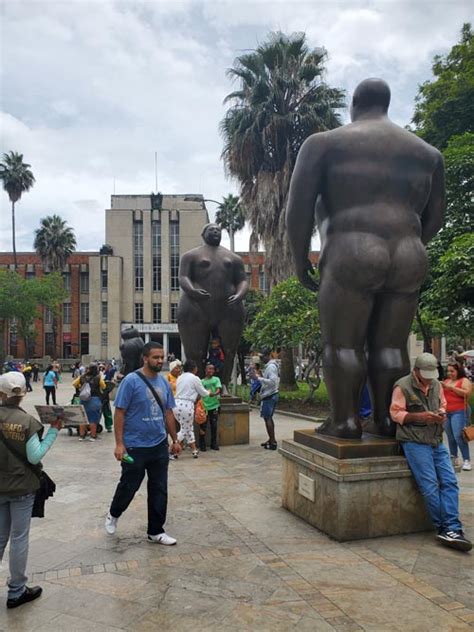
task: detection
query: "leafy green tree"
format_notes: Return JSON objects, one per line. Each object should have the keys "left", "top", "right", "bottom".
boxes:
{"left": 214, "top": 194, "right": 245, "bottom": 252}
{"left": 244, "top": 277, "right": 320, "bottom": 387}
{"left": 237, "top": 288, "right": 265, "bottom": 384}
{"left": 412, "top": 23, "right": 473, "bottom": 150}
{"left": 0, "top": 270, "right": 67, "bottom": 361}
{"left": 416, "top": 131, "right": 474, "bottom": 348}
{"left": 34, "top": 214, "right": 76, "bottom": 357}
{"left": 411, "top": 23, "right": 474, "bottom": 348}
{"left": 422, "top": 234, "right": 474, "bottom": 341}
{"left": 221, "top": 31, "right": 345, "bottom": 285}
{"left": 0, "top": 151, "right": 35, "bottom": 271}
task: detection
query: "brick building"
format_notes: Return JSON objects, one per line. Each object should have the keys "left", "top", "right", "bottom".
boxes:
{"left": 1, "top": 194, "right": 320, "bottom": 361}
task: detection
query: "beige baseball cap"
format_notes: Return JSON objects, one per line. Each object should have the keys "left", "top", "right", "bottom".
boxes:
{"left": 414, "top": 353, "right": 438, "bottom": 379}
{"left": 169, "top": 360, "right": 182, "bottom": 372}
{"left": 0, "top": 372, "right": 27, "bottom": 397}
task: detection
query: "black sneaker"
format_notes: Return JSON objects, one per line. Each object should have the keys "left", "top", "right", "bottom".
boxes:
{"left": 436, "top": 530, "right": 472, "bottom": 552}
{"left": 7, "top": 585, "right": 43, "bottom": 609}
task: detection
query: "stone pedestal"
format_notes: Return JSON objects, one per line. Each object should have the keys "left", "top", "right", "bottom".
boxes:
{"left": 280, "top": 433, "right": 432, "bottom": 541}
{"left": 198, "top": 396, "right": 249, "bottom": 447}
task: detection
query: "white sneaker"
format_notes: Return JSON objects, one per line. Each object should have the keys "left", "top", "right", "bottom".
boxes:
{"left": 105, "top": 513, "right": 118, "bottom": 535}
{"left": 147, "top": 533, "right": 177, "bottom": 545}
{"left": 462, "top": 460, "right": 472, "bottom": 471}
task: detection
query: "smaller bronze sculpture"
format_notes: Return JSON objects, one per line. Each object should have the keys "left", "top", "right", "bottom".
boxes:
{"left": 177, "top": 223, "right": 248, "bottom": 385}
{"left": 119, "top": 327, "right": 144, "bottom": 376}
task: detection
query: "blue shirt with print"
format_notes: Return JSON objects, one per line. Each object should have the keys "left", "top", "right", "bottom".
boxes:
{"left": 114, "top": 371, "right": 175, "bottom": 448}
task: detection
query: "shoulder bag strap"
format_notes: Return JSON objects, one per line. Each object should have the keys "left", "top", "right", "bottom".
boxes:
{"left": 134, "top": 371, "right": 166, "bottom": 418}
{"left": 0, "top": 422, "right": 41, "bottom": 480}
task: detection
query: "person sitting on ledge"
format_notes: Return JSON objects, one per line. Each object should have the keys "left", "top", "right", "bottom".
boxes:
{"left": 390, "top": 352, "right": 472, "bottom": 552}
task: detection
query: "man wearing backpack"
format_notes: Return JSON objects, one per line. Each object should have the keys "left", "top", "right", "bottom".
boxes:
{"left": 72, "top": 364, "right": 105, "bottom": 442}
{"left": 105, "top": 342, "right": 181, "bottom": 544}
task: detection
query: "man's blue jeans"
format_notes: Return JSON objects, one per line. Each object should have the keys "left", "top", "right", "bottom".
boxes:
{"left": 0, "top": 493, "right": 35, "bottom": 599}
{"left": 445, "top": 411, "right": 470, "bottom": 461}
{"left": 109, "top": 440, "right": 169, "bottom": 536}
{"left": 402, "top": 442, "right": 462, "bottom": 531}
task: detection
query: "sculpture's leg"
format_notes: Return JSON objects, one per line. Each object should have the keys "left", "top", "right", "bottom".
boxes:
{"left": 177, "top": 300, "right": 210, "bottom": 377}
{"left": 317, "top": 274, "right": 374, "bottom": 439}
{"left": 217, "top": 305, "right": 245, "bottom": 388}
{"left": 366, "top": 291, "right": 419, "bottom": 437}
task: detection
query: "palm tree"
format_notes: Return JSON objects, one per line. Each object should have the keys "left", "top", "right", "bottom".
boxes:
{"left": 0, "top": 151, "right": 36, "bottom": 270}
{"left": 215, "top": 194, "right": 245, "bottom": 252}
{"left": 34, "top": 215, "right": 77, "bottom": 272}
{"left": 34, "top": 215, "right": 77, "bottom": 357}
{"left": 221, "top": 31, "right": 345, "bottom": 286}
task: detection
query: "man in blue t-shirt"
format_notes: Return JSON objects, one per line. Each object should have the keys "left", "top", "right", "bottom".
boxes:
{"left": 105, "top": 342, "right": 181, "bottom": 544}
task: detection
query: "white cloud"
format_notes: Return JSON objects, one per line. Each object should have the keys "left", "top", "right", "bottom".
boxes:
{"left": 1, "top": 0, "right": 471, "bottom": 252}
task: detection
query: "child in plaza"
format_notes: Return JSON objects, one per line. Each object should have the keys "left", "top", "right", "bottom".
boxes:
{"left": 200, "top": 363, "right": 222, "bottom": 451}
{"left": 207, "top": 337, "right": 225, "bottom": 378}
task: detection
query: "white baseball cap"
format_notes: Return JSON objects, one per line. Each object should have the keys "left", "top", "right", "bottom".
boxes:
{"left": 0, "top": 372, "right": 27, "bottom": 397}
{"left": 414, "top": 353, "right": 439, "bottom": 380}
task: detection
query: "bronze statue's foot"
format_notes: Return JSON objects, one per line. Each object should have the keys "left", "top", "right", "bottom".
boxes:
{"left": 362, "top": 417, "right": 396, "bottom": 438}
{"left": 317, "top": 417, "right": 362, "bottom": 440}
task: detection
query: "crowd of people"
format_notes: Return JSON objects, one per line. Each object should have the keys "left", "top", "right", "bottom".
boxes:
{"left": 0, "top": 344, "right": 471, "bottom": 611}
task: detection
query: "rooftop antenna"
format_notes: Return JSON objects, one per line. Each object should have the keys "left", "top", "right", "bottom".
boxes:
{"left": 154, "top": 151, "right": 158, "bottom": 192}
{"left": 113, "top": 177, "right": 116, "bottom": 194}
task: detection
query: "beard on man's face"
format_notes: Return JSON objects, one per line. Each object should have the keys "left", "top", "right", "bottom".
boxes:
{"left": 148, "top": 363, "right": 162, "bottom": 373}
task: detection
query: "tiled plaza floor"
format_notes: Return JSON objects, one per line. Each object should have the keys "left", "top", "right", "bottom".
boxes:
{"left": 0, "top": 375, "right": 472, "bottom": 631}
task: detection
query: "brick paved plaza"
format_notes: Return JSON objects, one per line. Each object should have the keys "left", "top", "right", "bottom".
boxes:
{"left": 0, "top": 376, "right": 472, "bottom": 631}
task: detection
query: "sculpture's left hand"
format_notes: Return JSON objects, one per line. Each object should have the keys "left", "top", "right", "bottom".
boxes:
{"left": 227, "top": 294, "right": 241, "bottom": 306}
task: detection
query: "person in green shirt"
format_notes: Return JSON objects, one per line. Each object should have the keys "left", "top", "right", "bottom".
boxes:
{"left": 200, "top": 364, "right": 222, "bottom": 451}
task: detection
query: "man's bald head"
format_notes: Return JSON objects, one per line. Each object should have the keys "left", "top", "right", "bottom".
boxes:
{"left": 350, "top": 78, "right": 391, "bottom": 121}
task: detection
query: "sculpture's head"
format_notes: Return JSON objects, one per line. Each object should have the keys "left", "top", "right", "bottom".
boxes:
{"left": 121, "top": 326, "right": 142, "bottom": 341}
{"left": 350, "top": 78, "right": 391, "bottom": 122}
{"left": 202, "top": 223, "right": 222, "bottom": 246}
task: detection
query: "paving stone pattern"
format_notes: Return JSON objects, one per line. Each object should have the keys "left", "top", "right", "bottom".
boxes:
{"left": 0, "top": 376, "right": 472, "bottom": 631}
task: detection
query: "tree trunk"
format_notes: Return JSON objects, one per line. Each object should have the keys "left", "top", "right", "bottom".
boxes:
{"left": 415, "top": 309, "right": 432, "bottom": 353}
{"left": 238, "top": 349, "right": 247, "bottom": 385}
{"left": 52, "top": 315, "right": 58, "bottom": 359}
{"left": 280, "top": 347, "right": 297, "bottom": 390}
{"left": 0, "top": 320, "right": 5, "bottom": 366}
{"left": 12, "top": 200, "right": 17, "bottom": 271}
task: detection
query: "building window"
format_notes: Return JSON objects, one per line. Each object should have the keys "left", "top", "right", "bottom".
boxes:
{"left": 135, "top": 303, "right": 144, "bottom": 324}
{"left": 259, "top": 266, "right": 268, "bottom": 294}
{"left": 80, "top": 271, "right": 89, "bottom": 293}
{"left": 101, "top": 301, "right": 108, "bottom": 323}
{"left": 170, "top": 220, "right": 180, "bottom": 291}
{"left": 80, "top": 332, "right": 89, "bottom": 355}
{"left": 44, "top": 307, "right": 53, "bottom": 325}
{"left": 63, "top": 303, "right": 71, "bottom": 324}
{"left": 80, "top": 302, "right": 89, "bottom": 324}
{"left": 101, "top": 331, "right": 108, "bottom": 346}
{"left": 63, "top": 272, "right": 71, "bottom": 292}
{"left": 152, "top": 220, "right": 161, "bottom": 292}
{"left": 134, "top": 222, "right": 144, "bottom": 291}
{"left": 152, "top": 303, "right": 161, "bottom": 324}
{"left": 170, "top": 303, "right": 178, "bottom": 323}
{"left": 26, "top": 270, "right": 35, "bottom": 281}
{"left": 101, "top": 269, "right": 108, "bottom": 291}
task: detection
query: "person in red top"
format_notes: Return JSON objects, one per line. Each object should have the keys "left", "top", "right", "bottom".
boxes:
{"left": 443, "top": 363, "right": 472, "bottom": 471}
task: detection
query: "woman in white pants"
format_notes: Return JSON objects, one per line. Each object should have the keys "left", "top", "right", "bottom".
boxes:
{"left": 174, "top": 360, "right": 209, "bottom": 458}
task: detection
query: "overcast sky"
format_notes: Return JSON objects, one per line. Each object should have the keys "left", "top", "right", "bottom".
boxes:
{"left": 1, "top": 0, "right": 471, "bottom": 252}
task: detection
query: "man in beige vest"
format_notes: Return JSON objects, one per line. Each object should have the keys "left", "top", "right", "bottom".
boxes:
{"left": 390, "top": 353, "right": 471, "bottom": 552}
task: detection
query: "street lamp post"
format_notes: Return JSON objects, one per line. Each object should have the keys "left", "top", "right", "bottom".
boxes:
{"left": 184, "top": 196, "right": 239, "bottom": 396}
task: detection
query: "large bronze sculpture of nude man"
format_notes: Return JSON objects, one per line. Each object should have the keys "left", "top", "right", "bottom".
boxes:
{"left": 286, "top": 78, "right": 445, "bottom": 439}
